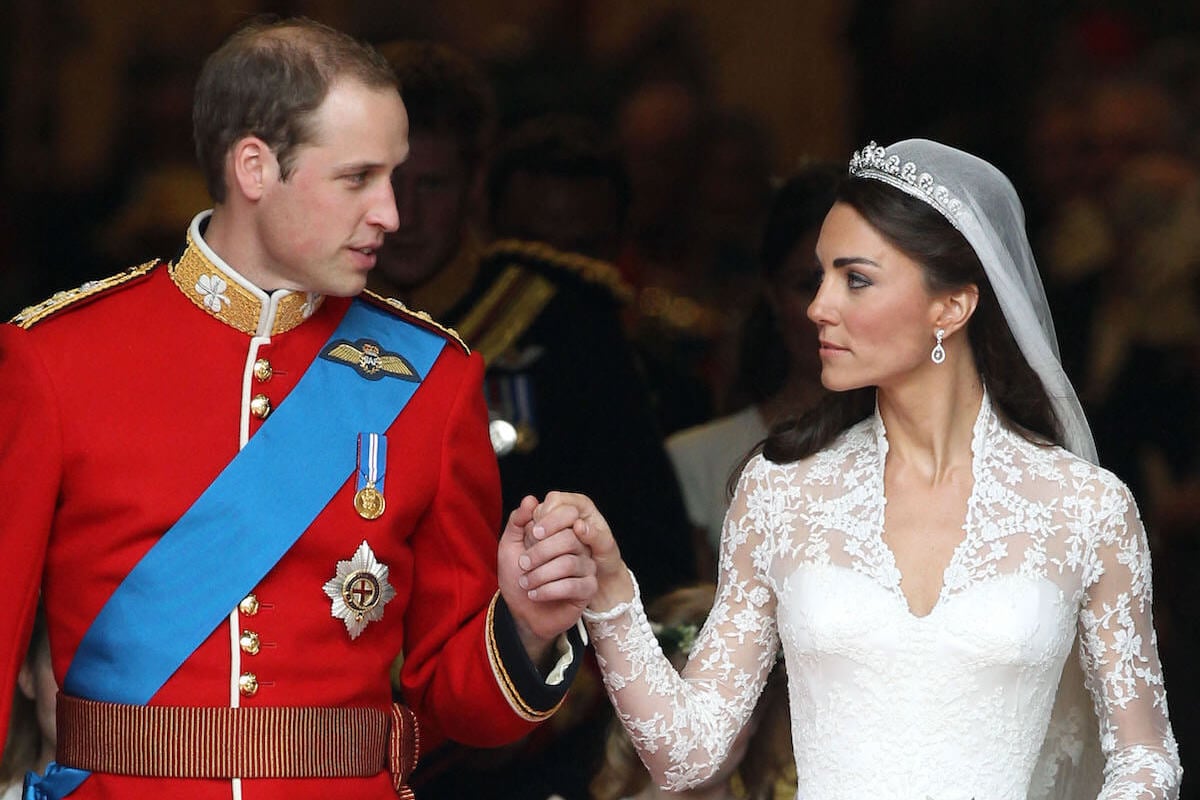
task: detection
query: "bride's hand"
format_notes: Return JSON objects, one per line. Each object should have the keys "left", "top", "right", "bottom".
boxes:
{"left": 526, "top": 491, "right": 634, "bottom": 612}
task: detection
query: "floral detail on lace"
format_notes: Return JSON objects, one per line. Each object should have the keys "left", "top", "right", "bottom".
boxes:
{"left": 586, "top": 395, "right": 1180, "bottom": 800}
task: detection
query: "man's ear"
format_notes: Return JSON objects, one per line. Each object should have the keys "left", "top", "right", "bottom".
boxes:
{"left": 933, "top": 282, "right": 980, "bottom": 337}
{"left": 228, "top": 136, "right": 277, "bottom": 202}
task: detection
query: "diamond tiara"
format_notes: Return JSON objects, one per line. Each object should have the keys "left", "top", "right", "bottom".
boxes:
{"left": 848, "top": 141, "right": 963, "bottom": 221}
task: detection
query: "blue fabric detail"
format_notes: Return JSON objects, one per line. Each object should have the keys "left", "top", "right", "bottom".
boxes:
{"left": 22, "top": 763, "right": 87, "bottom": 800}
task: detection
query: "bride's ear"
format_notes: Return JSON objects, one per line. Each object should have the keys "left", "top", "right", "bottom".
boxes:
{"left": 932, "top": 283, "right": 979, "bottom": 337}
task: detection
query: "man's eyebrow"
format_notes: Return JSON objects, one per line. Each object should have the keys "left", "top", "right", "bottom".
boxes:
{"left": 334, "top": 160, "right": 389, "bottom": 172}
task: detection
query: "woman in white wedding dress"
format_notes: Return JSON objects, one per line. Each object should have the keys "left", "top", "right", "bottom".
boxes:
{"left": 521, "top": 139, "right": 1181, "bottom": 799}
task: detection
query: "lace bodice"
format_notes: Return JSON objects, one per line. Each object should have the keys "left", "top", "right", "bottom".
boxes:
{"left": 586, "top": 397, "right": 1181, "bottom": 799}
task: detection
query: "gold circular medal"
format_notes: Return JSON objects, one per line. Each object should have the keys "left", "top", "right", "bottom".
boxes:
{"left": 354, "top": 485, "right": 386, "bottom": 520}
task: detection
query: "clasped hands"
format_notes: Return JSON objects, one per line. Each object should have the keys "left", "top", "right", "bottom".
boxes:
{"left": 498, "top": 491, "right": 629, "bottom": 663}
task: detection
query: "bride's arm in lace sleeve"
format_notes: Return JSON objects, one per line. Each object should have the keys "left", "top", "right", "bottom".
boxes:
{"left": 1078, "top": 473, "right": 1182, "bottom": 799}
{"left": 541, "top": 461, "right": 781, "bottom": 790}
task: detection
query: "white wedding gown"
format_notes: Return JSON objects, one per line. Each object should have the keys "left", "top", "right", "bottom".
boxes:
{"left": 586, "top": 396, "right": 1181, "bottom": 799}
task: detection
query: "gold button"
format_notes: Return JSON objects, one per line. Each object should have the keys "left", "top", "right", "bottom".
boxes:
{"left": 238, "top": 672, "right": 259, "bottom": 697}
{"left": 253, "top": 358, "right": 273, "bottom": 382}
{"left": 250, "top": 394, "right": 271, "bottom": 419}
{"left": 239, "top": 630, "right": 261, "bottom": 655}
{"left": 239, "top": 595, "right": 259, "bottom": 616}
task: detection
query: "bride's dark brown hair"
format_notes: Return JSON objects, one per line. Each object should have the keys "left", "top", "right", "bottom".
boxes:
{"left": 755, "top": 176, "right": 1064, "bottom": 468}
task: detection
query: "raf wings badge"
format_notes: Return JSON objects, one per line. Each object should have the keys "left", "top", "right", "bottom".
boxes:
{"left": 321, "top": 338, "right": 420, "bottom": 381}
{"left": 323, "top": 540, "right": 397, "bottom": 639}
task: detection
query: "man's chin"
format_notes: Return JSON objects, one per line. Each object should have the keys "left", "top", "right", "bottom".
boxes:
{"left": 326, "top": 273, "right": 370, "bottom": 299}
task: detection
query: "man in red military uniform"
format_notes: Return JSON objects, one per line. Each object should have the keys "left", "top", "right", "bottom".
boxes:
{"left": 0, "top": 17, "right": 594, "bottom": 799}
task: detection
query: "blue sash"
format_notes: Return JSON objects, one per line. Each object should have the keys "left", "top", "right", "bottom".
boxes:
{"left": 25, "top": 299, "right": 446, "bottom": 799}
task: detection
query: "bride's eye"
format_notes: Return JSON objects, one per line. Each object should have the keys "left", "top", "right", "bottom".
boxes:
{"left": 847, "top": 271, "right": 871, "bottom": 289}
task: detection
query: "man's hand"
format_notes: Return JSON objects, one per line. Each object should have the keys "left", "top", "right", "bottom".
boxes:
{"left": 498, "top": 495, "right": 597, "bottom": 664}
{"left": 524, "top": 491, "right": 632, "bottom": 614}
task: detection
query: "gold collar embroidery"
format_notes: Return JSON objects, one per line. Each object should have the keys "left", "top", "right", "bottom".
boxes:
{"left": 169, "top": 231, "right": 323, "bottom": 336}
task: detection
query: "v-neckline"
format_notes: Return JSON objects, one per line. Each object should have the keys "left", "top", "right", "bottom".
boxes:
{"left": 868, "top": 394, "right": 989, "bottom": 620}
{"left": 876, "top": 509, "right": 973, "bottom": 620}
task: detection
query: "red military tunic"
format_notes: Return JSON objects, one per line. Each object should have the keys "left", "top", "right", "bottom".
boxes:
{"left": 0, "top": 215, "right": 571, "bottom": 798}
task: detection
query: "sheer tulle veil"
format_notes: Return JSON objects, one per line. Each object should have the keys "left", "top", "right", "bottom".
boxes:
{"left": 849, "top": 139, "right": 1104, "bottom": 799}
{"left": 848, "top": 139, "right": 1097, "bottom": 463}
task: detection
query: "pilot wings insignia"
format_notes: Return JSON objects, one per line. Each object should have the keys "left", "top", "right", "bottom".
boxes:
{"left": 320, "top": 338, "right": 420, "bottom": 381}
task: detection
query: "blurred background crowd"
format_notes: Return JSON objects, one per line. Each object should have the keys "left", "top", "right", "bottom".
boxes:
{"left": 4, "top": 1, "right": 1200, "bottom": 798}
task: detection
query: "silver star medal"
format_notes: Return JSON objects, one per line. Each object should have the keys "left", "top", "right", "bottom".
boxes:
{"left": 323, "top": 540, "right": 397, "bottom": 639}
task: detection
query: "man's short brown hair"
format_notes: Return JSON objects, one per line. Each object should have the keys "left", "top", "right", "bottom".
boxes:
{"left": 193, "top": 17, "right": 397, "bottom": 203}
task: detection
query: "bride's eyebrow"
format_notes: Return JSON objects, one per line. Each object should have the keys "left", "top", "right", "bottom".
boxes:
{"left": 832, "top": 257, "right": 881, "bottom": 269}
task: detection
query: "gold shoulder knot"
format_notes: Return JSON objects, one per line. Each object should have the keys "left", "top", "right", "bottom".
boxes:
{"left": 10, "top": 260, "right": 159, "bottom": 329}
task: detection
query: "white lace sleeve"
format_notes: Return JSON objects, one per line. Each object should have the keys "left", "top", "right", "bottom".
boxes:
{"left": 1078, "top": 475, "right": 1182, "bottom": 799}
{"left": 584, "top": 458, "right": 780, "bottom": 790}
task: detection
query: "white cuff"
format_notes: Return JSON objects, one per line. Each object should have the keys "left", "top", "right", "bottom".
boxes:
{"left": 544, "top": 628, "right": 574, "bottom": 686}
{"left": 581, "top": 569, "right": 640, "bottom": 623}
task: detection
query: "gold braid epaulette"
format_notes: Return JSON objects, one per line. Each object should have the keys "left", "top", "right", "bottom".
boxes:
{"left": 483, "top": 239, "right": 634, "bottom": 304}
{"left": 359, "top": 290, "right": 470, "bottom": 355}
{"left": 9, "top": 260, "right": 160, "bottom": 329}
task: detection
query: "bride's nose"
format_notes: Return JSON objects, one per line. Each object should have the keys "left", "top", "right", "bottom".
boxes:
{"left": 807, "top": 281, "right": 836, "bottom": 326}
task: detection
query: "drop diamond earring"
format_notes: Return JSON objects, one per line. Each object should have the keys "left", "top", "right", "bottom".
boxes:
{"left": 931, "top": 328, "right": 946, "bottom": 364}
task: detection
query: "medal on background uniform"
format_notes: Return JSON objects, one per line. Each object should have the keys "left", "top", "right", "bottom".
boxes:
{"left": 354, "top": 432, "right": 387, "bottom": 519}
